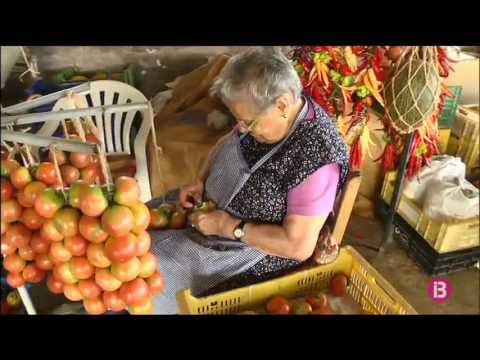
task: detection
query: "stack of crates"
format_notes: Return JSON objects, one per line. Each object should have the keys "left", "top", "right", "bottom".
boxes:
{"left": 377, "top": 172, "right": 480, "bottom": 276}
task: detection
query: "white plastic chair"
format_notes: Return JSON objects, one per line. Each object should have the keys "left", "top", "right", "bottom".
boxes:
{"left": 41, "top": 80, "right": 156, "bottom": 202}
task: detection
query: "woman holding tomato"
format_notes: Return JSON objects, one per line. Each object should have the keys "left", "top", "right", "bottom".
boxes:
{"left": 149, "top": 47, "right": 349, "bottom": 314}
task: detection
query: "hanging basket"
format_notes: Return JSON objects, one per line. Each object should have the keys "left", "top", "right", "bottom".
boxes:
{"left": 383, "top": 47, "right": 441, "bottom": 134}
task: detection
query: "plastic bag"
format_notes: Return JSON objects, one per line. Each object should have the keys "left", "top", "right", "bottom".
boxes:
{"left": 423, "top": 177, "right": 479, "bottom": 221}
{"left": 403, "top": 155, "right": 466, "bottom": 205}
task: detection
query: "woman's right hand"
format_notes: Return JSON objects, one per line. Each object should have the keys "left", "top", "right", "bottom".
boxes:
{"left": 179, "top": 180, "right": 205, "bottom": 209}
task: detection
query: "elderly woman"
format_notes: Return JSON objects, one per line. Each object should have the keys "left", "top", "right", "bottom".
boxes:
{"left": 150, "top": 47, "right": 349, "bottom": 314}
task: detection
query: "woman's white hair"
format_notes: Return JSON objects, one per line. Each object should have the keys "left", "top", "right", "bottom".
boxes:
{"left": 210, "top": 47, "right": 303, "bottom": 114}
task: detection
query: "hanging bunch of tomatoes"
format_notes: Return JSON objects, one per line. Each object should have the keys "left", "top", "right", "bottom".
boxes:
{"left": 1, "top": 127, "right": 165, "bottom": 315}
{"left": 291, "top": 45, "right": 457, "bottom": 178}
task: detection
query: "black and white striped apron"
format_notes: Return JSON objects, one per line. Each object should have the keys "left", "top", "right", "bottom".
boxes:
{"left": 149, "top": 109, "right": 304, "bottom": 314}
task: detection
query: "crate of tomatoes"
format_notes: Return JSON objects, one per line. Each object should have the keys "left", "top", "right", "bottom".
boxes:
{"left": 1, "top": 131, "right": 165, "bottom": 315}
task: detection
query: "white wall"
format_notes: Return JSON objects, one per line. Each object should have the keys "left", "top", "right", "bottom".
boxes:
{"left": 1, "top": 46, "right": 22, "bottom": 89}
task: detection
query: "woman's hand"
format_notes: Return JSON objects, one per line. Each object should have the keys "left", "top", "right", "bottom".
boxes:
{"left": 190, "top": 210, "right": 238, "bottom": 238}
{"left": 179, "top": 180, "right": 205, "bottom": 209}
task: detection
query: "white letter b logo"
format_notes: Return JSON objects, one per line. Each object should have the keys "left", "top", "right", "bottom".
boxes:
{"left": 433, "top": 281, "right": 447, "bottom": 299}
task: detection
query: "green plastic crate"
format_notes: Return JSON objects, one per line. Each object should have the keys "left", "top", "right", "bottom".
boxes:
{"left": 438, "top": 86, "right": 463, "bottom": 129}
{"left": 54, "top": 64, "right": 140, "bottom": 88}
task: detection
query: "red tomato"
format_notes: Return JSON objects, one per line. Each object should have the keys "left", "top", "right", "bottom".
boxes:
{"left": 113, "top": 176, "right": 140, "bottom": 206}
{"left": 52, "top": 208, "right": 80, "bottom": 237}
{"left": 1, "top": 218, "right": 9, "bottom": 236}
{"left": 78, "top": 215, "right": 108, "bottom": 243}
{"left": 1, "top": 159, "right": 20, "bottom": 177}
{"left": 138, "top": 253, "right": 157, "bottom": 279}
{"left": 34, "top": 188, "right": 64, "bottom": 219}
{"left": 35, "top": 253, "right": 54, "bottom": 271}
{"left": 16, "top": 190, "right": 32, "bottom": 208}
{"left": 266, "top": 296, "right": 291, "bottom": 314}
{"left": 60, "top": 165, "right": 80, "bottom": 186}
{"left": 4, "top": 223, "right": 31, "bottom": 248}
{"left": 1, "top": 198, "right": 23, "bottom": 223}
{"left": 64, "top": 235, "right": 88, "bottom": 256}
{"left": 48, "top": 149, "right": 68, "bottom": 166}
{"left": 1, "top": 178, "right": 14, "bottom": 202}
{"left": 55, "top": 262, "right": 79, "bottom": 284}
{"left": 18, "top": 245, "right": 35, "bottom": 261}
{"left": 70, "top": 256, "right": 95, "bottom": 280}
{"left": 104, "top": 233, "right": 138, "bottom": 263}
{"left": 30, "top": 231, "right": 50, "bottom": 254}
{"left": 4, "top": 253, "right": 27, "bottom": 273}
{"left": 95, "top": 268, "right": 122, "bottom": 292}
{"left": 330, "top": 273, "right": 349, "bottom": 297}
{"left": 22, "top": 264, "right": 45, "bottom": 283}
{"left": 305, "top": 293, "right": 329, "bottom": 310}
{"left": 128, "top": 297, "right": 154, "bottom": 315}
{"left": 20, "top": 207, "right": 45, "bottom": 230}
{"left": 64, "top": 284, "right": 83, "bottom": 301}
{"left": 1, "top": 238, "right": 17, "bottom": 256}
{"left": 86, "top": 243, "right": 111, "bottom": 268}
{"left": 70, "top": 153, "right": 92, "bottom": 169}
{"left": 119, "top": 278, "right": 150, "bottom": 306}
{"left": 103, "top": 291, "right": 127, "bottom": 312}
{"left": 80, "top": 164, "right": 100, "bottom": 184}
{"left": 129, "top": 201, "right": 151, "bottom": 233}
{"left": 79, "top": 185, "right": 108, "bottom": 217}
{"left": 10, "top": 167, "right": 32, "bottom": 190}
{"left": 23, "top": 181, "right": 47, "bottom": 206}
{"left": 47, "top": 274, "right": 64, "bottom": 294}
{"left": 101, "top": 206, "right": 135, "bottom": 238}
{"left": 146, "top": 271, "right": 165, "bottom": 295}
{"left": 78, "top": 279, "right": 102, "bottom": 300}
{"left": 83, "top": 298, "right": 106, "bottom": 315}
{"left": 134, "top": 230, "right": 151, "bottom": 256}
{"left": 49, "top": 241, "right": 73, "bottom": 263}
{"left": 35, "top": 162, "right": 58, "bottom": 185}
{"left": 110, "top": 257, "right": 141, "bottom": 282}
{"left": 6, "top": 272, "right": 25, "bottom": 288}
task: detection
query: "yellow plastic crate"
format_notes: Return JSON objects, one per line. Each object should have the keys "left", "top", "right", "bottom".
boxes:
{"left": 176, "top": 246, "right": 417, "bottom": 315}
{"left": 381, "top": 172, "right": 480, "bottom": 253}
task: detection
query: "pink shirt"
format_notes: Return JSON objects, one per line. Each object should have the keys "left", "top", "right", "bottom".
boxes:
{"left": 287, "top": 163, "right": 340, "bottom": 216}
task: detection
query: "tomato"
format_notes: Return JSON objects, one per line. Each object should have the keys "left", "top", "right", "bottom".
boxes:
{"left": 30, "top": 231, "right": 50, "bottom": 254}
{"left": 49, "top": 241, "right": 73, "bottom": 263}
{"left": 34, "top": 188, "right": 65, "bottom": 219}
{"left": 47, "top": 274, "right": 64, "bottom": 294}
{"left": 1, "top": 159, "right": 20, "bottom": 178}
{"left": 78, "top": 215, "right": 108, "bottom": 243}
{"left": 20, "top": 207, "right": 45, "bottom": 230}
{"left": 149, "top": 209, "right": 169, "bottom": 230}
{"left": 35, "top": 162, "right": 58, "bottom": 185}
{"left": 6, "top": 272, "right": 25, "bottom": 288}
{"left": 1, "top": 238, "right": 16, "bottom": 256}
{"left": 1, "top": 178, "right": 14, "bottom": 202}
{"left": 101, "top": 205, "right": 135, "bottom": 237}
{"left": 95, "top": 268, "right": 122, "bottom": 292}
{"left": 16, "top": 190, "right": 32, "bottom": 208}
{"left": 55, "top": 262, "right": 79, "bottom": 284}
{"left": 266, "top": 296, "right": 291, "bottom": 314}
{"left": 103, "top": 291, "right": 126, "bottom": 312}
{"left": 1, "top": 198, "right": 23, "bottom": 223}
{"left": 85, "top": 134, "right": 101, "bottom": 144}
{"left": 305, "top": 292, "right": 329, "bottom": 310}
{"left": 63, "top": 284, "right": 84, "bottom": 301}
{"left": 169, "top": 211, "right": 187, "bottom": 229}
{"left": 135, "top": 230, "right": 151, "bottom": 256}
{"left": 146, "top": 271, "right": 165, "bottom": 295}
{"left": 83, "top": 298, "right": 106, "bottom": 315}
{"left": 22, "top": 264, "right": 45, "bottom": 283}
{"left": 10, "top": 166, "right": 32, "bottom": 190}
{"left": 64, "top": 235, "right": 88, "bottom": 256}
{"left": 79, "top": 185, "right": 108, "bottom": 217}
{"left": 290, "top": 299, "right": 313, "bottom": 315}
{"left": 113, "top": 176, "right": 140, "bottom": 206}
{"left": 41, "top": 219, "right": 64, "bottom": 242}
{"left": 104, "top": 233, "right": 138, "bottom": 263}
{"left": 80, "top": 164, "right": 100, "bottom": 184}
{"left": 70, "top": 152, "right": 92, "bottom": 169}
{"left": 128, "top": 297, "right": 154, "bottom": 315}
{"left": 18, "top": 245, "right": 35, "bottom": 261}
{"left": 4, "top": 253, "right": 27, "bottom": 273}
{"left": 48, "top": 149, "right": 68, "bottom": 166}
{"left": 52, "top": 208, "right": 80, "bottom": 237}
{"left": 86, "top": 243, "right": 111, "bottom": 268}
{"left": 119, "top": 278, "right": 150, "bottom": 306}
{"left": 111, "top": 257, "right": 141, "bottom": 282}
{"left": 68, "top": 180, "right": 88, "bottom": 208}
{"left": 78, "top": 279, "right": 102, "bottom": 300}
{"left": 138, "top": 253, "right": 157, "bottom": 279}
{"left": 4, "top": 223, "right": 31, "bottom": 248}
{"left": 70, "top": 256, "right": 95, "bottom": 280}
{"left": 60, "top": 165, "right": 80, "bottom": 186}
{"left": 35, "top": 253, "right": 53, "bottom": 271}
{"left": 330, "top": 273, "right": 348, "bottom": 297}
{"left": 129, "top": 201, "right": 151, "bottom": 233}
{"left": 1, "top": 218, "right": 9, "bottom": 236}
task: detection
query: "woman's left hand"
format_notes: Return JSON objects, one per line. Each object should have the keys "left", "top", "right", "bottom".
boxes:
{"left": 190, "top": 210, "right": 236, "bottom": 238}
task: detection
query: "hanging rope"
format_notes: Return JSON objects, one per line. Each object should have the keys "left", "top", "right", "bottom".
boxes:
{"left": 18, "top": 46, "right": 40, "bottom": 83}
